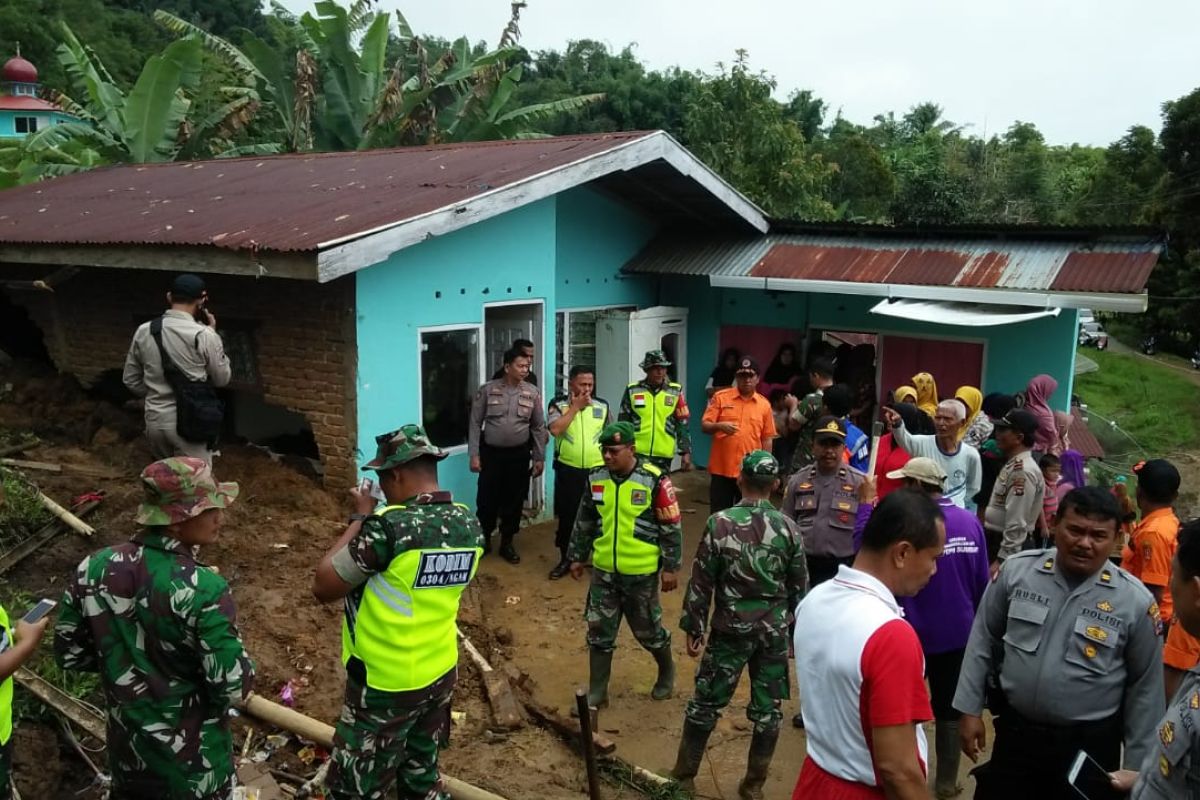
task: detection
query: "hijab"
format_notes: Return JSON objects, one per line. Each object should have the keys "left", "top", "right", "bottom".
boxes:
{"left": 1058, "top": 449, "right": 1086, "bottom": 492}
{"left": 912, "top": 372, "right": 939, "bottom": 417}
{"left": 954, "top": 386, "right": 984, "bottom": 442}
{"left": 894, "top": 385, "right": 918, "bottom": 405}
{"left": 894, "top": 402, "right": 935, "bottom": 436}
{"left": 764, "top": 343, "right": 801, "bottom": 385}
{"left": 1024, "top": 374, "right": 1059, "bottom": 454}
{"left": 981, "top": 392, "right": 1016, "bottom": 421}
{"left": 710, "top": 348, "right": 740, "bottom": 387}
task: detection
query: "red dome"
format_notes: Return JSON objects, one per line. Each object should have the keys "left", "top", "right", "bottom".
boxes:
{"left": 2, "top": 56, "right": 37, "bottom": 84}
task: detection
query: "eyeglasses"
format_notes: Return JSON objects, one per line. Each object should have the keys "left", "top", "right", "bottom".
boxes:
{"left": 601, "top": 445, "right": 630, "bottom": 455}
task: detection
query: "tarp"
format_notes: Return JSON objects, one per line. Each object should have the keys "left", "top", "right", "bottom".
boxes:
{"left": 869, "top": 298, "right": 1061, "bottom": 327}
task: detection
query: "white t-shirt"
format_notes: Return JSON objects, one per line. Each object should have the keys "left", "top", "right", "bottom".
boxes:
{"left": 892, "top": 424, "right": 982, "bottom": 508}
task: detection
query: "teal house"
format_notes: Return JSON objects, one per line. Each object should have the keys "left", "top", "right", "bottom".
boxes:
{"left": 0, "top": 132, "right": 1160, "bottom": 509}
{"left": 0, "top": 54, "right": 76, "bottom": 139}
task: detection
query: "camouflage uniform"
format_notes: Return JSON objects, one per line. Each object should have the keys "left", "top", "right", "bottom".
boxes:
{"left": 54, "top": 458, "right": 252, "bottom": 800}
{"left": 327, "top": 426, "right": 485, "bottom": 800}
{"left": 789, "top": 390, "right": 825, "bottom": 472}
{"left": 618, "top": 350, "right": 691, "bottom": 474}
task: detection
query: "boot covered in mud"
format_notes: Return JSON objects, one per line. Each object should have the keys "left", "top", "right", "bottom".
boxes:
{"left": 934, "top": 719, "right": 962, "bottom": 798}
{"left": 736, "top": 727, "right": 780, "bottom": 800}
{"left": 670, "top": 719, "right": 713, "bottom": 792}
{"left": 571, "top": 648, "right": 612, "bottom": 716}
{"left": 650, "top": 645, "right": 675, "bottom": 700}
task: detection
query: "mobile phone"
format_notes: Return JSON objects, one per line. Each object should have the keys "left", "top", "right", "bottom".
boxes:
{"left": 359, "top": 478, "right": 374, "bottom": 494}
{"left": 21, "top": 599, "right": 57, "bottom": 625}
{"left": 1067, "top": 750, "right": 1122, "bottom": 800}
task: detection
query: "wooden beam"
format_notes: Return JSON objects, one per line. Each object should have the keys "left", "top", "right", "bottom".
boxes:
{"left": 0, "top": 439, "right": 38, "bottom": 459}
{"left": 0, "top": 499, "right": 101, "bottom": 574}
{"left": 458, "top": 627, "right": 523, "bottom": 730}
{"left": 14, "top": 667, "right": 107, "bottom": 741}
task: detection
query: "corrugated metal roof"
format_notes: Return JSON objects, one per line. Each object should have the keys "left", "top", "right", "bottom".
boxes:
{"left": 625, "top": 233, "right": 1162, "bottom": 296}
{"left": 1070, "top": 407, "right": 1105, "bottom": 460}
{"left": 0, "top": 132, "right": 655, "bottom": 253}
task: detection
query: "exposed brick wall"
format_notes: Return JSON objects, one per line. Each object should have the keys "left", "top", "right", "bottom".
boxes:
{"left": 7, "top": 268, "right": 357, "bottom": 488}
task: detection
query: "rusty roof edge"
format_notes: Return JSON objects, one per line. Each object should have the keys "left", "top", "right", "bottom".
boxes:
{"left": 768, "top": 218, "right": 1167, "bottom": 243}
{"left": 0, "top": 241, "right": 318, "bottom": 280}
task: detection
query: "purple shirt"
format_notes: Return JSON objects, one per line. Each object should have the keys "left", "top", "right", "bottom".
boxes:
{"left": 854, "top": 496, "right": 990, "bottom": 654}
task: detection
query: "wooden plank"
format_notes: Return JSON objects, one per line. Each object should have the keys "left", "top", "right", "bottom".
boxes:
{"left": 0, "top": 439, "right": 38, "bottom": 459}
{"left": 14, "top": 667, "right": 106, "bottom": 741}
{"left": 0, "top": 500, "right": 101, "bottom": 575}
{"left": 0, "top": 458, "right": 121, "bottom": 480}
{"left": 0, "top": 458, "right": 62, "bottom": 473}
{"left": 457, "top": 627, "right": 523, "bottom": 730}
{"left": 521, "top": 697, "right": 616, "bottom": 756}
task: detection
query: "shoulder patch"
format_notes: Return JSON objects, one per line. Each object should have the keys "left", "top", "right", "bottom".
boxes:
{"left": 414, "top": 550, "right": 476, "bottom": 588}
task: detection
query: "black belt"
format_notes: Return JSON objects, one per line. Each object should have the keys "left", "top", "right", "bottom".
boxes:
{"left": 999, "top": 707, "right": 1122, "bottom": 742}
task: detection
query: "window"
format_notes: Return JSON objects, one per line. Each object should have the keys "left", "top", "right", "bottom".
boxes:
{"left": 555, "top": 307, "right": 635, "bottom": 394}
{"left": 14, "top": 117, "right": 37, "bottom": 134}
{"left": 420, "top": 327, "right": 480, "bottom": 449}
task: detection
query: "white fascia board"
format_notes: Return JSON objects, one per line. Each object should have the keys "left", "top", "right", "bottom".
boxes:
{"left": 315, "top": 132, "right": 768, "bottom": 283}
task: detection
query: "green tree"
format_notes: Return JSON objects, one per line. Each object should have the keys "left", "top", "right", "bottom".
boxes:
{"left": 820, "top": 119, "right": 895, "bottom": 221}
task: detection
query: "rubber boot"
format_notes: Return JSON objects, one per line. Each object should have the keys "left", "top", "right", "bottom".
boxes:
{"left": 934, "top": 720, "right": 962, "bottom": 799}
{"left": 736, "top": 728, "right": 779, "bottom": 800}
{"left": 651, "top": 646, "right": 675, "bottom": 700}
{"left": 571, "top": 648, "right": 612, "bottom": 717}
{"left": 669, "top": 720, "right": 713, "bottom": 792}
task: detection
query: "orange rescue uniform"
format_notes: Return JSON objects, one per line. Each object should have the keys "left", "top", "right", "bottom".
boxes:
{"left": 701, "top": 388, "right": 777, "bottom": 478}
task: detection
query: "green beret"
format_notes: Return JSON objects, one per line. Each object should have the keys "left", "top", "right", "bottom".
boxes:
{"left": 599, "top": 421, "right": 636, "bottom": 447}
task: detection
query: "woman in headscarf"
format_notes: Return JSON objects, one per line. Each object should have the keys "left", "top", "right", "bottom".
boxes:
{"left": 874, "top": 403, "right": 926, "bottom": 498}
{"left": 706, "top": 347, "right": 740, "bottom": 398}
{"left": 912, "top": 372, "right": 939, "bottom": 417}
{"left": 954, "top": 386, "right": 988, "bottom": 446}
{"left": 763, "top": 342, "right": 802, "bottom": 387}
{"left": 1053, "top": 410, "right": 1073, "bottom": 456}
{"left": 1055, "top": 450, "right": 1086, "bottom": 502}
{"left": 894, "top": 385, "right": 918, "bottom": 406}
{"left": 1023, "top": 374, "right": 1060, "bottom": 455}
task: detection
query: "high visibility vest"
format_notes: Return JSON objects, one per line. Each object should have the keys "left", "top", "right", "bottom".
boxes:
{"left": 591, "top": 461, "right": 664, "bottom": 576}
{"left": 627, "top": 382, "right": 684, "bottom": 460}
{"left": 341, "top": 503, "right": 483, "bottom": 692}
{"left": 554, "top": 398, "right": 609, "bottom": 469}
{"left": 0, "top": 605, "right": 11, "bottom": 744}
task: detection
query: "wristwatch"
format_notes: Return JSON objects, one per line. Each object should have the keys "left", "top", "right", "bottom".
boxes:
{"left": 348, "top": 513, "right": 369, "bottom": 523}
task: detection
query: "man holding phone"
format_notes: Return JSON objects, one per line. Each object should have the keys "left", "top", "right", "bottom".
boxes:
{"left": 0, "top": 600, "right": 51, "bottom": 799}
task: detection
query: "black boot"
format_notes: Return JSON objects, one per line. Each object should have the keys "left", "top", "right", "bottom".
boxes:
{"left": 499, "top": 535, "right": 520, "bottom": 564}
{"left": 571, "top": 648, "right": 612, "bottom": 716}
{"left": 482, "top": 533, "right": 493, "bottom": 556}
{"left": 651, "top": 646, "right": 675, "bottom": 700}
{"left": 737, "top": 728, "right": 779, "bottom": 800}
{"left": 548, "top": 557, "right": 571, "bottom": 580}
{"left": 670, "top": 720, "right": 713, "bottom": 792}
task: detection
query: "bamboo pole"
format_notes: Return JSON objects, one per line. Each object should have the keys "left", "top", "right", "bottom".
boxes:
{"left": 38, "top": 492, "right": 95, "bottom": 537}
{"left": 0, "top": 499, "right": 101, "bottom": 575}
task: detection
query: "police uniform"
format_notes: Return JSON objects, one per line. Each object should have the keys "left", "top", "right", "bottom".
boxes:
{"left": 782, "top": 462, "right": 866, "bottom": 588}
{"left": 953, "top": 550, "right": 1165, "bottom": 800}
{"left": 567, "top": 422, "right": 683, "bottom": 711}
{"left": 1132, "top": 665, "right": 1200, "bottom": 798}
{"left": 468, "top": 377, "right": 547, "bottom": 561}
{"left": 548, "top": 391, "right": 610, "bottom": 568}
{"left": 618, "top": 350, "right": 691, "bottom": 473}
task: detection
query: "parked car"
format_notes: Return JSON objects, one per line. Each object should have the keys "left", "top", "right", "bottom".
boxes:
{"left": 1078, "top": 308, "right": 1096, "bottom": 327}
{"left": 1078, "top": 321, "right": 1109, "bottom": 350}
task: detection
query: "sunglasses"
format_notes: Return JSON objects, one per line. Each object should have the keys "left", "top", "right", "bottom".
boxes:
{"left": 601, "top": 445, "right": 630, "bottom": 455}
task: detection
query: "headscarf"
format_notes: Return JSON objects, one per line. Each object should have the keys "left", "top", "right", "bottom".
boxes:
{"left": 911, "top": 372, "right": 939, "bottom": 417}
{"left": 981, "top": 392, "right": 1016, "bottom": 421}
{"left": 1058, "top": 449, "right": 1086, "bottom": 493}
{"left": 764, "top": 343, "right": 801, "bottom": 385}
{"left": 893, "top": 402, "right": 935, "bottom": 436}
{"left": 954, "top": 386, "right": 984, "bottom": 442}
{"left": 710, "top": 348, "right": 740, "bottom": 388}
{"left": 894, "top": 385, "right": 918, "bottom": 405}
{"left": 1024, "top": 374, "right": 1059, "bottom": 454}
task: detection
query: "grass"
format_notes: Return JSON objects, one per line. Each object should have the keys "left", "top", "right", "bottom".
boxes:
{"left": 1073, "top": 347, "right": 1200, "bottom": 463}
{"left": 0, "top": 466, "right": 53, "bottom": 548}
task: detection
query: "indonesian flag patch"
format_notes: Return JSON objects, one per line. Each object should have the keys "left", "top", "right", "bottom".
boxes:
{"left": 592, "top": 484, "right": 606, "bottom": 503}
{"left": 633, "top": 393, "right": 647, "bottom": 407}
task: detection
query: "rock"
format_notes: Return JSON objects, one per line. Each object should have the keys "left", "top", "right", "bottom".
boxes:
{"left": 495, "top": 626, "right": 514, "bottom": 646}
{"left": 90, "top": 425, "right": 121, "bottom": 448}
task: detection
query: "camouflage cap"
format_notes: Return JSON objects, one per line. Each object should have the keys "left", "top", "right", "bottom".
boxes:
{"left": 741, "top": 449, "right": 779, "bottom": 477}
{"left": 599, "top": 421, "right": 637, "bottom": 447}
{"left": 639, "top": 350, "right": 673, "bottom": 369}
{"left": 362, "top": 424, "right": 447, "bottom": 471}
{"left": 135, "top": 457, "right": 239, "bottom": 526}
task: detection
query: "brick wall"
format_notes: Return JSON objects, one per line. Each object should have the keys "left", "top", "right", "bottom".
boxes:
{"left": 9, "top": 268, "right": 358, "bottom": 487}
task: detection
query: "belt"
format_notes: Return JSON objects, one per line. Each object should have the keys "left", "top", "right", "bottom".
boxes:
{"left": 481, "top": 441, "right": 529, "bottom": 453}
{"left": 999, "top": 707, "right": 1121, "bottom": 741}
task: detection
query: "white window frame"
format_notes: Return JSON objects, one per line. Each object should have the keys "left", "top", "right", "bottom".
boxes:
{"left": 416, "top": 322, "right": 484, "bottom": 455}
{"left": 14, "top": 116, "right": 37, "bottom": 134}
{"left": 556, "top": 304, "right": 636, "bottom": 394}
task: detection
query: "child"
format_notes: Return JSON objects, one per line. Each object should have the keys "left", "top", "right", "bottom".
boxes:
{"left": 0, "top": 601, "right": 50, "bottom": 798}
{"left": 1111, "top": 475, "right": 1137, "bottom": 549}
{"left": 1038, "top": 453, "right": 1062, "bottom": 546}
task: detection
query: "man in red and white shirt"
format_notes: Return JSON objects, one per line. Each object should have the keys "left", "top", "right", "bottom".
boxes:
{"left": 793, "top": 489, "right": 946, "bottom": 800}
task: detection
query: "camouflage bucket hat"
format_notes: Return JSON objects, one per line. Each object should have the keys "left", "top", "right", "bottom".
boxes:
{"left": 599, "top": 421, "right": 637, "bottom": 447}
{"left": 362, "top": 424, "right": 447, "bottom": 471}
{"left": 135, "top": 457, "right": 240, "bottom": 526}
{"left": 639, "top": 349, "right": 673, "bottom": 369}
{"left": 741, "top": 449, "right": 779, "bottom": 477}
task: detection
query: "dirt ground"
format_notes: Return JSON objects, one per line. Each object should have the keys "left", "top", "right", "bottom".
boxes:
{"left": 0, "top": 359, "right": 990, "bottom": 799}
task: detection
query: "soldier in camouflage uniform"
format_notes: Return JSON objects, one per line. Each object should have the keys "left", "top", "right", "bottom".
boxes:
{"left": 54, "top": 457, "right": 253, "bottom": 800}
{"left": 671, "top": 451, "right": 808, "bottom": 799}
{"left": 787, "top": 357, "right": 834, "bottom": 473}
{"left": 312, "top": 425, "right": 485, "bottom": 800}
{"left": 567, "top": 421, "right": 683, "bottom": 712}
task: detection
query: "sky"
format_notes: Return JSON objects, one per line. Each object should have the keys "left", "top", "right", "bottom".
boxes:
{"left": 278, "top": 0, "right": 1200, "bottom": 147}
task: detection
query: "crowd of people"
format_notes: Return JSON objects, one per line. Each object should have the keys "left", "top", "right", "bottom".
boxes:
{"left": 0, "top": 278, "right": 1193, "bottom": 799}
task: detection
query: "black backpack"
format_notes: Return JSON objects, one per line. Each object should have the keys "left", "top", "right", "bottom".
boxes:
{"left": 149, "top": 317, "right": 225, "bottom": 446}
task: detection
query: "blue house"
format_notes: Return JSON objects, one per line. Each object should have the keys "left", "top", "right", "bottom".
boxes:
{"left": 0, "top": 132, "right": 1159, "bottom": 509}
{"left": 0, "top": 54, "right": 77, "bottom": 139}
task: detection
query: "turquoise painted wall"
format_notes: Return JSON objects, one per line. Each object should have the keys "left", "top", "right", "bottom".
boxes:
{"left": 0, "top": 110, "right": 75, "bottom": 138}
{"left": 355, "top": 187, "right": 659, "bottom": 512}
{"left": 679, "top": 282, "right": 1078, "bottom": 467}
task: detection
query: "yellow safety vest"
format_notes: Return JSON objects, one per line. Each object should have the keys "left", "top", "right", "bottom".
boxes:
{"left": 627, "top": 382, "right": 683, "bottom": 460}
{"left": 554, "top": 398, "right": 609, "bottom": 469}
{"left": 341, "top": 503, "right": 483, "bottom": 693}
{"left": 591, "top": 462, "right": 664, "bottom": 576}
{"left": 0, "top": 605, "right": 11, "bottom": 744}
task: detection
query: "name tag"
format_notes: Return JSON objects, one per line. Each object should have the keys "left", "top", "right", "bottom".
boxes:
{"left": 592, "top": 406, "right": 605, "bottom": 419}
{"left": 414, "top": 550, "right": 476, "bottom": 588}
{"left": 592, "top": 484, "right": 606, "bottom": 503}
{"left": 633, "top": 394, "right": 646, "bottom": 407}
{"left": 664, "top": 396, "right": 676, "bottom": 407}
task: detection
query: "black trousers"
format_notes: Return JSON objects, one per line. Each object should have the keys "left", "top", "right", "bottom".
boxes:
{"left": 805, "top": 554, "right": 853, "bottom": 588}
{"left": 925, "top": 648, "right": 965, "bottom": 721}
{"left": 973, "top": 709, "right": 1122, "bottom": 800}
{"left": 553, "top": 462, "right": 589, "bottom": 558}
{"left": 476, "top": 443, "right": 531, "bottom": 541}
{"left": 709, "top": 474, "right": 741, "bottom": 514}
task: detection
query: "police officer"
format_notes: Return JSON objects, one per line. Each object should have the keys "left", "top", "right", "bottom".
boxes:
{"left": 567, "top": 421, "right": 682, "bottom": 712}
{"left": 469, "top": 346, "right": 547, "bottom": 563}
{"left": 672, "top": 451, "right": 808, "bottom": 800}
{"left": 954, "top": 486, "right": 1164, "bottom": 800}
{"left": 618, "top": 350, "right": 692, "bottom": 473}
{"left": 313, "top": 425, "right": 485, "bottom": 800}
{"left": 547, "top": 365, "right": 610, "bottom": 580}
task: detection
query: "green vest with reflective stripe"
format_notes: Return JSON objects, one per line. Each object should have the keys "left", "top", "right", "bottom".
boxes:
{"left": 554, "top": 398, "right": 609, "bottom": 469}
{"left": 341, "top": 504, "right": 482, "bottom": 692}
{"left": 0, "top": 605, "right": 11, "bottom": 744}
{"left": 627, "top": 382, "right": 683, "bottom": 459}
{"left": 591, "top": 461, "right": 664, "bottom": 576}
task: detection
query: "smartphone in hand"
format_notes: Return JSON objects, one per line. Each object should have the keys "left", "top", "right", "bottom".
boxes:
{"left": 1067, "top": 750, "right": 1122, "bottom": 800}
{"left": 22, "top": 599, "right": 57, "bottom": 625}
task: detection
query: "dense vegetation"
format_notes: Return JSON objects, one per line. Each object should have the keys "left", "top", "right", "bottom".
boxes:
{"left": 0, "top": 0, "right": 1197, "bottom": 345}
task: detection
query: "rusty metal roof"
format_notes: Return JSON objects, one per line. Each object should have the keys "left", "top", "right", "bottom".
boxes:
{"left": 625, "top": 231, "right": 1162, "bottom": 308}
{"left": 1070, "top": 407, "right": 1105, "bottom": 460}
{"left": 0, "top": 131, "right": 761, "bottom": 265}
